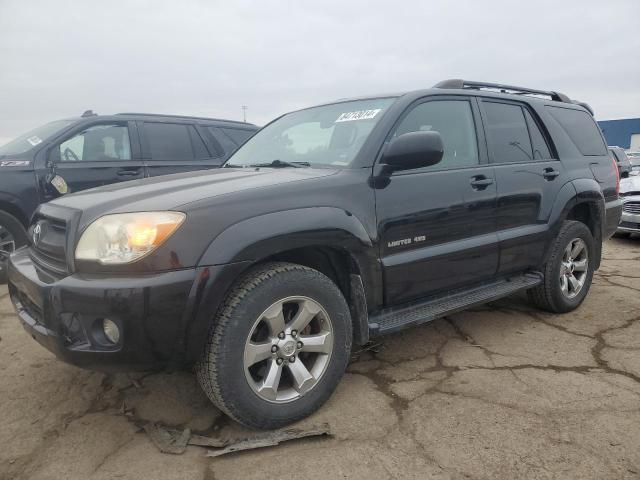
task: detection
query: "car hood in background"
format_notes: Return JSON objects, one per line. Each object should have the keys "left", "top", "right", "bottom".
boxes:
{"left": 621, "top": 175, "right": 640, "bottom": 195}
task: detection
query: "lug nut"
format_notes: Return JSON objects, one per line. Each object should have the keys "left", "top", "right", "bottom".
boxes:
{"left": 276, "top": 358, "right": 284, "bottom": 365}
{"left": 278, "top": 332, "right": 286, "bottom": 339}
{"left": 289, "top": 356, "right": 295, "bottom": 363}
{"left": 297, "top": 341, "right": 303, "bottom": 349}
{"left": 291, "top": 330, "right": 298, "bottom": 338}
{"left": 271, "top": 345, "right": 278, "bottom": 353}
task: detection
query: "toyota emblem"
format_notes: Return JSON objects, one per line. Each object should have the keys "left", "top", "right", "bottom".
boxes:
{"left": 32, "top": 223, "right": 42, "bottom": 245}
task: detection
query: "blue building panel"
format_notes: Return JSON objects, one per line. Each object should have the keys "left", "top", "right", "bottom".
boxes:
{"left": 597, "top": 118, "right": 640, "bottom": 149}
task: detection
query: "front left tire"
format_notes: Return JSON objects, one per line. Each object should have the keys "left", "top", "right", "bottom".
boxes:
{"left": 196, "top": 262, "right": 352, "bottom": 430}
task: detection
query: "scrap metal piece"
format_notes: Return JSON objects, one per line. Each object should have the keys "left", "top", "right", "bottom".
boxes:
{"left": 143, "top": 423, "right": 191, "bottom": 455}
{"left": 205, "top": 423, "right": 332, "bottom": 458}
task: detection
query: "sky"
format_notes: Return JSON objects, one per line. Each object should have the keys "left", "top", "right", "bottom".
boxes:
{"left": 0, "top": 0, "right": 639, "bottom": 145}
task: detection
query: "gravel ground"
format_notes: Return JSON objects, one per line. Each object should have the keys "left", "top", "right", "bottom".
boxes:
{"left": 1, "top": 238, "right": 639, "bottom": 480}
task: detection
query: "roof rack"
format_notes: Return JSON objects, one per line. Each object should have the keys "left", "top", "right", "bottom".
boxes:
{"left": 433, "top": 79, "right": 571, "bottom": 104}
{"left": 115, "top": 112, "right": 251, "bottom": 125}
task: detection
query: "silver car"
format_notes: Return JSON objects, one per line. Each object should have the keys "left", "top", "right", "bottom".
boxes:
{"left": 617, "top": 163, "right": 640, "bottom": 236}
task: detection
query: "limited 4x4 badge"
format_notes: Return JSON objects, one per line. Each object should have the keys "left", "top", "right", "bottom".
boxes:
{"left": 388, "top": 235, "right": 426, "bottom": 248}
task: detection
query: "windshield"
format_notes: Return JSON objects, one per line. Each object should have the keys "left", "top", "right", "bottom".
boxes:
{"left": 226, "top": 98, "right": 396, "bottom": 168}
{"left": 0, "top": 119, "right": 76, "bottom": 157}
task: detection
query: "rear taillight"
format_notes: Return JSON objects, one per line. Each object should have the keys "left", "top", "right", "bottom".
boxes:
{"left": 612, "top": 155, "right": 620, "bottom": 196}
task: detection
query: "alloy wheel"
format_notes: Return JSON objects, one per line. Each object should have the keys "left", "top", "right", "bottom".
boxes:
{"left": 559, "top": 237, "right": 588, "bottom": 299}
{"left": 243, "top": 296, "right": 334, "bottom": 403}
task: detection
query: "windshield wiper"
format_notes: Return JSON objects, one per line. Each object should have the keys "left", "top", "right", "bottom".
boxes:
{"left": 249, "top": 160, "right": 310, "bottom": 168}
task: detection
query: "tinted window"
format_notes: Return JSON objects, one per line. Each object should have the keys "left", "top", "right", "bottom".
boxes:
{"left": 523, "top": 109, "right": 552, "bottom": 160}
{"left": 207, "top": 127, "right": 237, "bottom": 156}
{"left": 222, "top": 128, "right": 254, "bottom": 146}
{"left": 145, "top": 123, "right": 194, "bottom": 161}
{"left": 58, "top": 124, "right": 131, "bottom": 162}
{"left": 483, "top": 102, "right": 534, "bottom": 163}
{"left": 547, "top": 106, "right": 607, "bottom": 156}
{"left": 393, "top": 100, "right": 478, "bottom": 170}
{"left": 188, "top": 126, "right": 212, "bottom": 159}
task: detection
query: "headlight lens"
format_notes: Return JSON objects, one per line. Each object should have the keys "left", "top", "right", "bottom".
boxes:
{"left": 75, "top": 211, "right": 186, "bottom": 265}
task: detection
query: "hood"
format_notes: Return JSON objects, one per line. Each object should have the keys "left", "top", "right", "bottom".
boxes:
{"left": 620, "top": 174, "right": 640, "bottom": 196}
{"left": 50, "top": 167, "right": 339, "bottom": 218}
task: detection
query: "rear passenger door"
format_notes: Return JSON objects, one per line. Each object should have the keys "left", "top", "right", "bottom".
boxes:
{"left": 139, "top": 121, "right": 223, "bottom": 177}
{"left": 478, "top": 99, "right": 566, "bottom": 275}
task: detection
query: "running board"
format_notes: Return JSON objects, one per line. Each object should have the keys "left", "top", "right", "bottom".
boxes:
{"left": 369, "top": 273, "right": 542, "bottom": 336}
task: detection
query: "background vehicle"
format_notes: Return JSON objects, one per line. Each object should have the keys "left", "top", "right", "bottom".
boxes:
{"left": 616, "top": 173, "right": 640, "bottom": 238}
{"left": 0, "top": 112, "right": 258, "bottom": 281}
{"left": 8, "top": 80, "right": 621, "bottom": 429}
{"left": 610, "top": 146, "right": 632, "bottom": 178}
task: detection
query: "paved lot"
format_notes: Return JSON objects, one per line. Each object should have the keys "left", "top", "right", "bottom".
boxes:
{"left": 1, "top": 238, "right": 639, "bottom": 480}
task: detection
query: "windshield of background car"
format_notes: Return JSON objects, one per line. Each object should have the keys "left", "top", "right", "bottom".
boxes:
{"left": 0, "top": 119, "right": 76, "bottom": 157}
{"left": 226, "top": 98, "right": 396, "bottom": 167}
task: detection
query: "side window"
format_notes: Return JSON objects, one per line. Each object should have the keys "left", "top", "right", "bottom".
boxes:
{"left": 393, "top": 100, "right": 479, "bottom": 170}
{"left": 483, "top": 102, "right": 534, "bottom": 163}
{"left": 207, "top": 127, "right": 239, "bottom": 157}
{"left": 221, "top": 128, "right": 255, "bottom": 146}
{"left": 144, "top": 123, "right": 206, "bottom": 161}
{"left": 58, "top": 124, "right": 131, "bottom": 162}
{"left": 523, "top": 109, "right": 552, "bottom": 160}
{"left": 546, "top": 106, "right": 607, "bottom": 156}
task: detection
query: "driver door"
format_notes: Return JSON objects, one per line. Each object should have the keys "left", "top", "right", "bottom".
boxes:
{"left": 46, "top": 121, "right": 144, "bottom": 195}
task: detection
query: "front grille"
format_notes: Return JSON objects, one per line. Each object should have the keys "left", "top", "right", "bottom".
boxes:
{"left": 30, "top": 215, "right": 70, "bottom": 276}
{"left": 623, "top": 201, "right": 640, "bottom": 214}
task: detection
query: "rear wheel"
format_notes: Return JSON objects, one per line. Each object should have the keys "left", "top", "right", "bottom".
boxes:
{"left": 0, "top": 211, "right": 27, "bottom": 283}
{"left": 528, "top": 220, "right": 595, "bottom": 313}
{"left": 196, "top": 262, "right": 352, "bottom": 429}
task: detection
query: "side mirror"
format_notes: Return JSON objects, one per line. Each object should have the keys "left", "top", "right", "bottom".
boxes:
{"left": 382, "top": 131, "right": 444, "bottom": 171}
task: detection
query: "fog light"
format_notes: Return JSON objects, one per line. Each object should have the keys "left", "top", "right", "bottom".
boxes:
{"left": 103, "top": 319, "right": 120, "bottom": 344}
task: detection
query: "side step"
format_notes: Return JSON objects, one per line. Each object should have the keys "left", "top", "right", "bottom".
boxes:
{"left": 369, "top": 273, "right": 542, "bottom": 336}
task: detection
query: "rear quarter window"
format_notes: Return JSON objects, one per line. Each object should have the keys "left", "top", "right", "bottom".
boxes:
{"left": 546, "top": 106, "right": 607, "bottom": 156}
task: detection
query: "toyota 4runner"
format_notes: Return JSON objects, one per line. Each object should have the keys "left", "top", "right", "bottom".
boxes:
{"left": 8, "top": 80, "right": 622, "bottom": 429}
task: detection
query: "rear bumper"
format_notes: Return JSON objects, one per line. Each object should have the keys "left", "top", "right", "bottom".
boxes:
{"left": 8, "top": 247, "right": 203, "bottom": 372}
{"left": 604, "top": 198, "right": 623, "bottom": 238}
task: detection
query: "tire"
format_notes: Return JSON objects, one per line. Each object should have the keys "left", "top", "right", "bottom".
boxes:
{"left": 528, "top": 220, "right": 595, "bottom": 313}
{"left": 0, "top": 211, "right": 28, "bottom": 284}
{"left": 196, "top": 262, "right": 352, "bottom": 429}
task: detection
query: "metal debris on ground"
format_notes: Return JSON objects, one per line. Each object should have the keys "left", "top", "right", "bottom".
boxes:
{"left": 205, "top": 423, "right": 332, "bottom": 457}
{"left": 143, "top": 422, "right": 332, "bottom": 457}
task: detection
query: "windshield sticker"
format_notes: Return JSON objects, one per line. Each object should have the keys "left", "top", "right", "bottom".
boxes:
{"left": 0, "top": 160, "right": 30, "bottom": 167}
{"left": 335, "top": 109, "right": 382, "bottom": 123}
{"left": 27, "top": 135, "right": 42, "bottom": 146}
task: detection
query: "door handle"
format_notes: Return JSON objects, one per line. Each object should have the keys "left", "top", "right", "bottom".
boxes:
{"left": 543, "top": 168, "right": 560, "bottom": 180}
{"left": 469, "top": 176, "right": 494, "bottom": 190}
{"left": 117, "top": 168, "right": 141, "bottom": 177}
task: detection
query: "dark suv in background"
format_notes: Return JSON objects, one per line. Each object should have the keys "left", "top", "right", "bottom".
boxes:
{"left": 8, "top": 80, "right": 621, "bottom": 429}
{"left": 0, "top": 112, "right": 257, "bottom": 280}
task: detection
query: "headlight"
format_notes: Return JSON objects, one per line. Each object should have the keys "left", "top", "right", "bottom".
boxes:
{"left": 75, "top": 211, "right": 186, "bottom": 265}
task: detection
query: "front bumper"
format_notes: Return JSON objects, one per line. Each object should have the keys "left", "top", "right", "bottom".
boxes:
{"left": 8, "top": 247, "right": 199, "bottom": 371}
{"left": 617, "top": 196, "right": 640, "bottom": 233}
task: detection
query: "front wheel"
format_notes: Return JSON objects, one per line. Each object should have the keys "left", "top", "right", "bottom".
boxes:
{"left": 196, "top": 262, "right": 352, "bottom": 429}
{"left": 528, "top": 220, "right": 595, "bottom": 313}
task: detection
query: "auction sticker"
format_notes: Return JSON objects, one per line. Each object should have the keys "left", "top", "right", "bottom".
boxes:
{"left": 0, "top": 160, "right": 30, "bottom": 167}
{"left": 336, "top": 109, "right": 382, "bottom": 123}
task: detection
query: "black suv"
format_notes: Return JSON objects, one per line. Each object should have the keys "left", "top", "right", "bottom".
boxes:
{"left": 8, "top": 80, "right": 621, "bottom": 429}
{"left": 0, "top": 112, "right": 257, "bottom": 280}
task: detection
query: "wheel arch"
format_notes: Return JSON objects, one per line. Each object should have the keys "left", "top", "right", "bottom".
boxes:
{"left": 0, "top": 194, "right": 30, "bottom": 229}
{"left": 546, "top": 179, "right": 605, "bottom": 269}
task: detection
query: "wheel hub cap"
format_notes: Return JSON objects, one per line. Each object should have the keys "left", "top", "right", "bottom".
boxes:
{"left": 280, "top": 339, "right": 297, "bottom": 357}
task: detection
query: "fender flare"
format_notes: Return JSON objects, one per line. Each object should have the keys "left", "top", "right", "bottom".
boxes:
{"left": 198, "top": 207, "right": 374, "bottom": 267}
{"left": 0, "top": 191, "right": 30, "bottom": 228}
{"left": 544, "top": 178, "right": 605, "bottom": 268}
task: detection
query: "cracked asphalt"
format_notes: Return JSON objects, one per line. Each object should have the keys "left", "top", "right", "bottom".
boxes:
{"left": 1, "top": 237, "right": 640, "bottom": 480}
